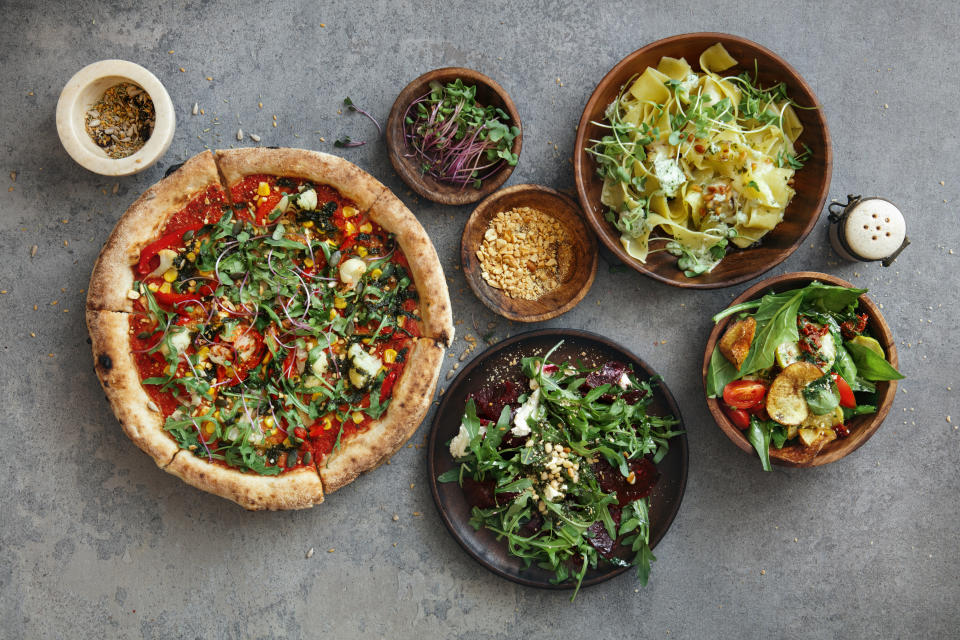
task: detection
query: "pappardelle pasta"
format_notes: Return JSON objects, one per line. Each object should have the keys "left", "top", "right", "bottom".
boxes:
{"left": 588, "top": 43, "right": 811, "bottom": 277}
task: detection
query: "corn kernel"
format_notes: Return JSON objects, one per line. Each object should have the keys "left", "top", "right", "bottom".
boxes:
{"left": 263, "top": 416, "right": 275, "bottom": 428}
{"left": 384, "top": 348, "right": 397, "bottom": 364}
{"left": 213, "top": 410, "right": 221, "bottom": 419}
{"left": 323, "top": 417, "right": 333, "bottom": 430}
{"left": 334, "top": 297, "right": 346, "bottom": 309}
{"left": 186, "top": 252, "right": 196, "bottom": 262}
{"left": 197, "top": 346, "right": 210, "bottom": 360}
{"left": 355, "top": 246, "right": 368, "bottom": 258}
{"left": 303, "top": 257, "right": 315, "bottom": 268}
{"left": 283, "top": 438, "right": 291, "bottom": 447}
{"left": 344, "top": 222, "right": 356, "bottom": 236}
{"left": 343, "top": 206, "right": 358, "bottom": 218}
{"left": 147, "top": 282, "right": 160, "bottom": 292}
{"left": 159, "top": 282, "right": 171, "bottom": 294}
{"left": 329, "top": 309, "right": 337, "bottom": 320}
{"left": 362, "top": 338, "right": 371, "bottom": 345}
{"left": 302, "top": 220, "right": 314, "bottom": 229}
{"left": 370, "top": 268, "right": 382, "bottom": 279}
{"left": 352, "top": 411, "right": 364, "bottom": 424}
{"left": 162, "top": 268, "right": 178, "bottom": 283}
{"left": 326, "top": 238, "right": 337, "bottom": 246}
{"left": 396, "top": 315, "right": 405, "bottom": 328}
{"left": 205, "top": 423, "right": 215, "bottom": 434}
{"left": 257, "top": 181, "right": 271, "bottom": 196}
{"left": 359, "top": 222, "right": 373, "bottom": 233}
{"left": 311, "top": 393, "right": 321, "bottom": 401}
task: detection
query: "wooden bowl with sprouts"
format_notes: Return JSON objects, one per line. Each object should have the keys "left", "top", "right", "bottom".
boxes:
{"left": 386, "top": 67, "right": 523, "bottom": 206}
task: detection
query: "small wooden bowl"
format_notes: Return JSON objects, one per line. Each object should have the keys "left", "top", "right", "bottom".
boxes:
{"left": 702, "top": 272, "right": 899, "bottom": 467}
{"left": 386, "top": 67, "right": 522, "bottom": 206}
{"left": 574, "top": 33, "right": 832, "bottom": 289}
{"left": 461, "top": 184, "right": 598, "bottom": 322}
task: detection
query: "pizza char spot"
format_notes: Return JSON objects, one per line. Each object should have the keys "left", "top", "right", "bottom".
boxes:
{"left": 97, "top": 353, "right": 113, "bottom": 370}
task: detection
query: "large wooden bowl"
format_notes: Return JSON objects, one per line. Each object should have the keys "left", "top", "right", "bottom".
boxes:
{"left": 461, "top": 184, "right": 598, "bottom": 322}
{"left": 702, "top": 272, "right": 898, "bottom": 467}
{"left": 574, "top": 33, "right": 832, "bottom": 289}
{"left": 386, "top": 67, "right": 522, "bottom": 206}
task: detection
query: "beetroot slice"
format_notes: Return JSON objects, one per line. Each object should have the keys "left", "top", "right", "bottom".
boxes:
{"left": 583, "top": 361, "right": 629, "bottom": 391}
{"left": 461, "top": 477, "right": 517, "bottom": 509}
{"left": 592, "top": 456, "right": 660, "bottom": 507}
{"left": 585, "top": 505, "right": 622, "bottom": 558}
{"left": 469, "top": 380, "right": 519, "bottom": 421}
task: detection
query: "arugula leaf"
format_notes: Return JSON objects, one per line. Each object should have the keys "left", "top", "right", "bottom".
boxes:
{"left": 845, "top": 341, "right": 904, "bottom": 381}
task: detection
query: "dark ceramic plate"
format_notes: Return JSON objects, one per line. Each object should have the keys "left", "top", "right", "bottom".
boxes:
{"left": 426, "top": 329, "right": 688, "bottom": 590}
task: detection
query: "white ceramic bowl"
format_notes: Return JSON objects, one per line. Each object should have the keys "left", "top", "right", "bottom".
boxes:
{"left": 56, "top": 60, "right": 175, "bottom": 176}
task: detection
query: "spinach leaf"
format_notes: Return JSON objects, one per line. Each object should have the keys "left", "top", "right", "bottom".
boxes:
{"left": 832, "top": 339, "right": 859, "bottom": 387}
{"left": 745, "top": 416, "right": 773, "bottom": 472}
{"left": 770, "top": 422, "right": 790, "bottom": 449}
{"left": 800, "top": 281, "right": 867, "bottom": 313}
{"left": 843, "top": 404, "right": 877, "bottom": 421}
{"left": 845, "top": 341, "right": 905, "bottom": 381}
{"left": 738, "top": 289, "right": 803, "bottom": 376}
{"left": 705, "top": 345, "right": 739, "bottom": 397}
{"left": 803, "top": 374, "right": 840, "bottom": 415}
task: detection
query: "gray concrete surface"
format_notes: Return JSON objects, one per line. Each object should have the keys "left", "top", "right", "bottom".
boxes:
{"left": 1, "top": 1, "right": 958, "bottom": 638}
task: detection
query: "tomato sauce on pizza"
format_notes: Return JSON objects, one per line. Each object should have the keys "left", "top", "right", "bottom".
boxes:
{"left": 127, "top": 175, "right": 422, "bottom": 476}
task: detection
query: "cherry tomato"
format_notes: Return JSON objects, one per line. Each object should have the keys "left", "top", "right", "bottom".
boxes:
{"left": 721, "top": 404, "right": 752, "bottom": 430}
{"left": 722, "top": 380, "right": 768, "bottom": 409}
{"left": 831, "top": 373, "right": 856, "bottom": 409}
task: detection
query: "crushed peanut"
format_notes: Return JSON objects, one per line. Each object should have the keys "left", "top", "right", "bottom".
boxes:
{"left": 476, "top": 206, "right": 571, "bottom": 300}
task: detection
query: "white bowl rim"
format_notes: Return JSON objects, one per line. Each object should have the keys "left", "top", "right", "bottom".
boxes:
{"left": 55, "top": 59, "right": 175, "bottom": 176}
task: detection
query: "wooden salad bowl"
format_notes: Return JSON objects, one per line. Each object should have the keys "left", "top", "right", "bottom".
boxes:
{"left": 701, "top": 272, "right": 899, "bottom": 467}
{"left": 461, "top": 184, "right": 598, "bottom": 322}
{"left": 574, "top": 33, "right": 832, "bottom": 289}
{"left": 386, "top": 67, "right": 522, "bottom": 206}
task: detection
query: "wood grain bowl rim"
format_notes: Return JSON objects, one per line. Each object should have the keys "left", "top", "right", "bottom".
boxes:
{"left": 460, "top": 184, "right": 599, "bottom": 322}
{"left": 426, "top": 328, "right": 689, "bottom": 590}
{"left": 573, "top": 32, "right": 833, "bottom": 289}
{"left": 386, "top": 66, "right": 523, "bottom": 206}
{"left": 701, "top": 271, "right": 899, "bottom": 468}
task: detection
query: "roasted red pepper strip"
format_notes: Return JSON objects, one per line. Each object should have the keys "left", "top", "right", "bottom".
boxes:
{"left": 254, "top": 193, "right": 284, "bottom": 225}
{"left": 136, "top": 223, "right": 205, "bottom": 275}
{"left": 152, "top": 282, "right": 216, "bottom": 309}
{"left": 216, "top": 328, "right": 266, "bottom": 385}
{"left": 379, "top": 368, "right": 400, "bottom": 403}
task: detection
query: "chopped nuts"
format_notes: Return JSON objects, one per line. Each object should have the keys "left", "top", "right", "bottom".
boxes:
{"left": 476, "top": 206, "right": 571, "bottom": 300}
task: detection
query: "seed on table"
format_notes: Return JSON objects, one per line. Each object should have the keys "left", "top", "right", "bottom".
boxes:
{"left": 191, "top": 102, "right": 198, "bottom": 115}
{"left": 236, "top": 128, "right": 243, "bottom": 141}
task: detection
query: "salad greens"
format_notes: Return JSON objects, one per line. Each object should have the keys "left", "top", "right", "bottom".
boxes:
{"left": 440, "top": 342, "right": 682, "bottom": 599}
{"left": 707, "top": 281, "right": 904, "bottom": 471}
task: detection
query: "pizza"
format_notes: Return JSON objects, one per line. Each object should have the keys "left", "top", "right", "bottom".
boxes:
{"left": 86, "top": 148, "right": 453, "bottom": 510}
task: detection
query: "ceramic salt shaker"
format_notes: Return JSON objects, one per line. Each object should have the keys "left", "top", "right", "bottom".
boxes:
{"left": 827, "top": 195, "right": 909, "bottom": 266}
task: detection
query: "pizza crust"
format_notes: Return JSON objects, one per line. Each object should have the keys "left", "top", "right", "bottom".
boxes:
{"left": 86, "top": 309, "right": 180, "bottom": 466}
{"left": 86, "top": 151, "right": 222, "bottom": 312}
{"left": 368, "top": 188, "right": 454, "bottom": 347}
{"left": 320, "top": 338, "right": 445, "bottom": 492}
{"left": 214, "top": 147, "right": 385, "bottom": 211}
{"left": 165, "top": 451, "right": 324, "bottom": 511}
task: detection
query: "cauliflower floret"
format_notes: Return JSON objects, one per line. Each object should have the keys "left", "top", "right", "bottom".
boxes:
{"left": 339, "top": 257, "right": 367, "bottom": 288}
{"left": 298, "top": 188, "right": 318, "bottom": 211}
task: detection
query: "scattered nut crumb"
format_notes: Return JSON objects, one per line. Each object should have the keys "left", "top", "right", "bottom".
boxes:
{"left": 306, "top": 547, "right": 314, "bottom": 558}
